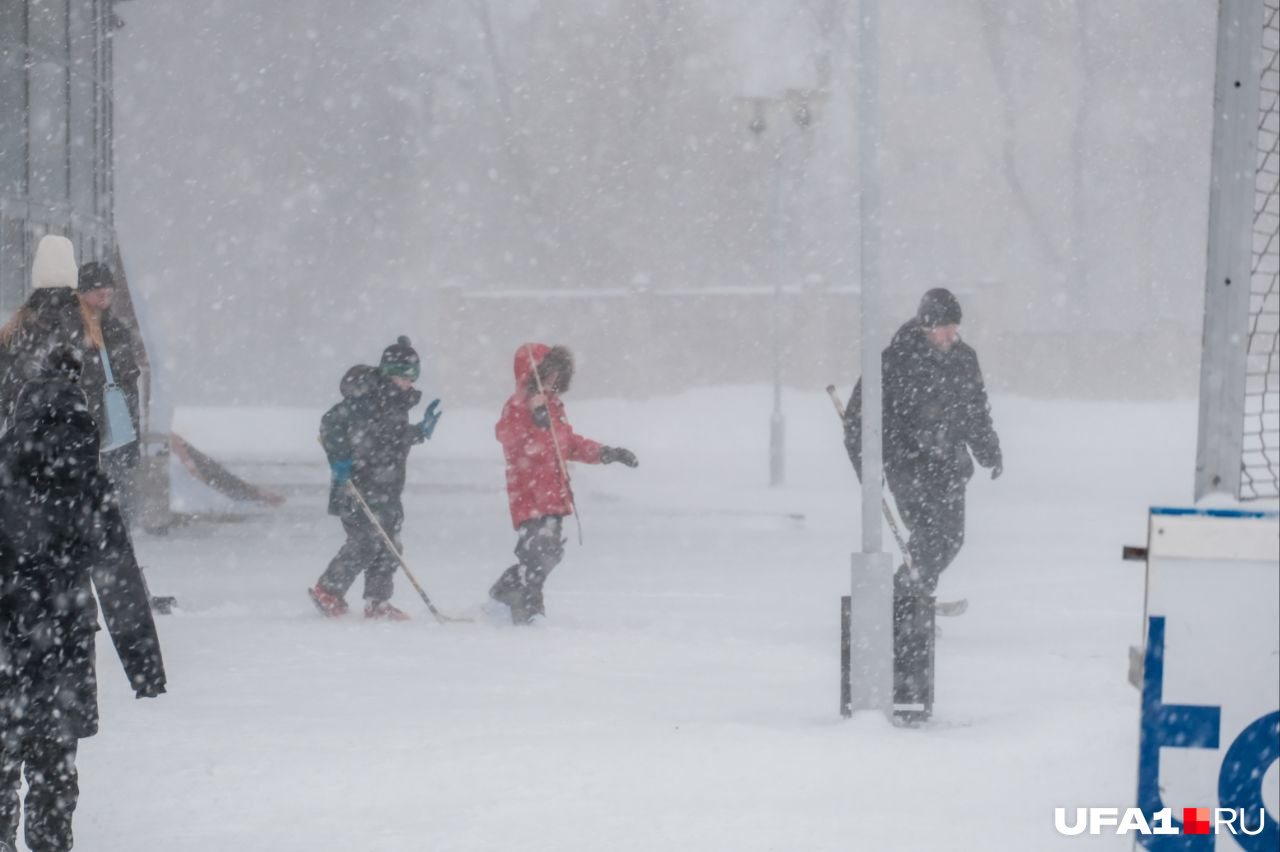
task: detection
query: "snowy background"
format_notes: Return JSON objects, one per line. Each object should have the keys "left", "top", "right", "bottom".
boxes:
{"left": 111, "top": 1, "right": 1219, "bottom": 406}
{"left": 39, "top": 0, "right": 1273, "bottom": 849}
{"left": 65, "top": 388, "right": 1210, "bottom": 851}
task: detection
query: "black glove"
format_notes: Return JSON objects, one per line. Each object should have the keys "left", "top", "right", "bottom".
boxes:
{"left": 600, "top": 446, "right": 638, "bottom": 467}
{"left": 531, "top": 405, "right": 551, "bottom": 429}
{"left": 990, "top": 459, "right": 1003, "bottom": 480}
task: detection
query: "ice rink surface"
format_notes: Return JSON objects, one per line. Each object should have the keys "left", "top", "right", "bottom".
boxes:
{"left": 67, "top": 388, "right": 1210, "bottom": 850}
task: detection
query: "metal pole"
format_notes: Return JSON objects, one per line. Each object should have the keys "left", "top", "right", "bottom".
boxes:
{"left": 846, "top": 0, "right": 893, "bottom": 718}
{"left": 859, "top": 76, "right": 883, "bottom": 560}
{"left": 770, "top": 133, "right": 786, "bottom": 487}
{"left": 1194, "top": 0, "right": 1265, "bottom": 501}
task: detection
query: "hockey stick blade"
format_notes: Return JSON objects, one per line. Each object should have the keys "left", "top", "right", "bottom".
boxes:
{"left": 934, "top": 598, "right": 968, "bottom": 617}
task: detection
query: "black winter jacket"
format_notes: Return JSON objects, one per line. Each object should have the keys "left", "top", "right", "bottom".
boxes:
{"left": 78, "top": 312, "right": 143, "bottom": 445}
{"left": 320, "top": 366, "right": 424, "bottom": 519}
{"left": 0, "top": 292, "right": 85, "bottom": 431}
{"left": 844, "top": 319, "right": 1002, "bottom": 486}
{"left": 0, "top": 366, "right": 166, "bottom": 745}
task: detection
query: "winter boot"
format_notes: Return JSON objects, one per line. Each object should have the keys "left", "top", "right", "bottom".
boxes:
{"left": 892, "top": 592, "right": 936, "bottom": 724}
{"left": 308, "top": 584, "right": 349, "bottom": 618}
{"left": 524, "top": 565, "right": 553, "bottom": 620}
{"left": 508, "top": 591, "right": 536, "bottom": 626}
{"left": 524, "top": 583, "right": 545, "bottom": 621}
{"left": 365, "top": 600, "right": 411, "bottom": 621}
{"left": 489, "top": 565, "right": 533, "bottom": 624}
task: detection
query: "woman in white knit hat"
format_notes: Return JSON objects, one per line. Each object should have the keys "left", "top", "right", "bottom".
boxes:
{"left": 0, "top": 235, "right": 87, "bottom": 429}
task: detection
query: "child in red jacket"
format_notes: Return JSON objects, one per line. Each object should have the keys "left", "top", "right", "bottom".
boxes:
{"left": 489, "top": 343, "right": 637, "bottom": 624}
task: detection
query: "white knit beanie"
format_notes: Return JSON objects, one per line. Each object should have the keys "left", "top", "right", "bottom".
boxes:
{"left": 31, "top": 234, "right": 78, "bottom": 290}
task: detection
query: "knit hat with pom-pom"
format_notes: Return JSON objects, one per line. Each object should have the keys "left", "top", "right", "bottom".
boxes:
{"left": 379, "top": 336, "right": 420, "bottom": 381}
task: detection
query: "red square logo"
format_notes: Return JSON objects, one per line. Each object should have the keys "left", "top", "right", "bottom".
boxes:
{"left": 1184, "top": 807, "right": 1212, "bottom": 835}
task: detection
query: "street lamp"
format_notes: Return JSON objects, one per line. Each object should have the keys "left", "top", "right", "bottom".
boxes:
{"left": 735, "top": 89, "right": 825, "bottom": 487}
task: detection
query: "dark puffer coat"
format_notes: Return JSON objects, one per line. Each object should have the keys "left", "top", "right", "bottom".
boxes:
{"left": 78, "top": 312, "right": 143, "bottom": 444}
{"left": 844, "top": 318, "right": 1002, "bottom": 487}
{"left": 320, "top": 365, "right": 424, "bottom": 520}
{"left": 0, "top": 290, "right": 85, "bottom": 431}
{"left": 0, "top": 358, "right": 165, "bottom": 745}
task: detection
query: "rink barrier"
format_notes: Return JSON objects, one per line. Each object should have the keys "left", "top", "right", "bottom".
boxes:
{"left": 1132, "top": 505, "right": 1280, "bottom": 849}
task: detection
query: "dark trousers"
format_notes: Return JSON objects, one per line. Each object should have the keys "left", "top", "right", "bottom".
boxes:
{"left": 317, "top": 509, "right": 400, "bottom": 603}
{"left": 888, "top": 474, "right": 966, "bottom": 595}
{"left": 101, "top": 444, "right": 140, "bottom": 528}
{"left": 887, "top": 473, "right": 964, "bottom": 721}
{"left": 490, "top": 516, "right": 565, "bottom": 620}
{"left": 0, "top": 736, "right": 78, "bottom": 852}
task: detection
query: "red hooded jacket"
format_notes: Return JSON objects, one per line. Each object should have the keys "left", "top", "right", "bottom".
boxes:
{"left": 496, "top": 343, "right": 603, "bottom": 529}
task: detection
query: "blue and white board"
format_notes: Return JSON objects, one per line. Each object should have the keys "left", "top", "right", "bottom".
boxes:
{"left": 1134, "top": 507, "right": 1279, "bottom": 849}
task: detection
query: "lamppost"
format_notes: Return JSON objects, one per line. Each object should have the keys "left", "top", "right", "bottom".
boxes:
{"left": 847, "top": 0, "right": 893, "bottom": 720}
{"left": 736, "top": 89, "right": 824, "bottom": 487}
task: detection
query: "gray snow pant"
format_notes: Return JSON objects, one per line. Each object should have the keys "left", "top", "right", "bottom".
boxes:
{"left": 317, "top": 508, "right": 401, "bottom": 603}
{"left": 888, "top": 475, "right": 967, "bottom": 596}
{"left": 489, "top": 516, "right": 565, "bottom": 620}
{"left": 0, "top": 736, "right": 78, "bottom": 852}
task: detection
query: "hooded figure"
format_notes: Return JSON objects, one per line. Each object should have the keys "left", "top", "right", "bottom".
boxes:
{"left": 496, "top": 344, "right": 603, "bottom": 527}
{"left": 0, "top": 236, "right": 87, "bottom": 429}
{"left": 0, "top": 345, "right": 166, "bottom": 852}
{"left": 309, "top": 337, "right": 442, "bottom": 620}
{"left": 488, "top": 343, "right": 638, "bottom": 624}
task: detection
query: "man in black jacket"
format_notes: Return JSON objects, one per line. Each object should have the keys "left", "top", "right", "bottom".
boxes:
{"left": 0, "top": 346, "right": 166, "bottom": 852}
{"left": 843, "top": 288, "right": 1003, "bottom": 597}
{"left": 309, "top": 337, "right": 442, "bottom": 621}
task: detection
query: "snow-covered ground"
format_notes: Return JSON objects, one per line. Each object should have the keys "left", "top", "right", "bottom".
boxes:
{"left": 67, "top": 387, "right": 1206, "bottom": 850}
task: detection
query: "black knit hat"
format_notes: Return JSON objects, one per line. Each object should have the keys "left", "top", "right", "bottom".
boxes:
{"left": 379, "top": 335, "right": 421, "bottom": 381}
{"left": 917, "top": 288, "right": 962, "bottom": 327}
{"left": 77, "top": 260, "right": 116, "bottom": 292}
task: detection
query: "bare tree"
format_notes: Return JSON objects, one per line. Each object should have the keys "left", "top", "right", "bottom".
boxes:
{"left": 976, "top": 0, "right": 1067, "bottom": 273}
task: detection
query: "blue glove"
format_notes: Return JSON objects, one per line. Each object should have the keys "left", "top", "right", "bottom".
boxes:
{"left": 330, "top": 459, "right": 353, "bottom": 485}
{"left": 419, "top": 399, "right": 443, "bottom": 439}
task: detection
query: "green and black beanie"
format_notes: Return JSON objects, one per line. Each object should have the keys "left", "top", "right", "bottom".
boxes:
{"left": 379, "top": 335, "right": 421, "bottom": 382}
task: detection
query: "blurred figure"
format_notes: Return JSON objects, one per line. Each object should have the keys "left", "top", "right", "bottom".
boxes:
{"left": 843, "top": 287, "right": 1003, "bottom": 597}
{"left": 488, "top": 343, "right": 638, "bottom": 625}
{"left": 310, "top": 336, "right": 443, "bottom": 621}
{"left": 0, "top": 345, "right": 166, "bottom": 852}
{"left": 0, "top": 236, "right": 85, "bottom": 430}
{"left": 75, "top": 261, "right": 143, "bottom": 521}
{"left": 843, "top": 288, "right": 1002, "bottom": 718}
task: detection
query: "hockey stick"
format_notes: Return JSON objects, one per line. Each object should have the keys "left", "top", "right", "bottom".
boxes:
{"left": 825, "top": 383, "right": 912, "bottom": 567}
{"left": 525, "top": 343, "right": 584, "bottom": 545}
{"left": 347, "top": 481, "right": 472, "bottom": 624}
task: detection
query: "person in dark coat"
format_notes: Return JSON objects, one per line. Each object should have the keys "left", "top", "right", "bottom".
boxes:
{"left": 0, "top": 346, "right": 166, "bottom": 852}
{"left": 0, "top": 236, "right": 85, "bottom": 431}
{"left": 843, "top": 288, "right": 1003, "bottom": 597}
{"left": 309, "top": 337, "right": 443, "bottom": 621}
{"left": 488, "top": 343, "right": 638, "bottom": 625}
{"left": 75, "top": 261, "right": 144, "bottom": 521}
